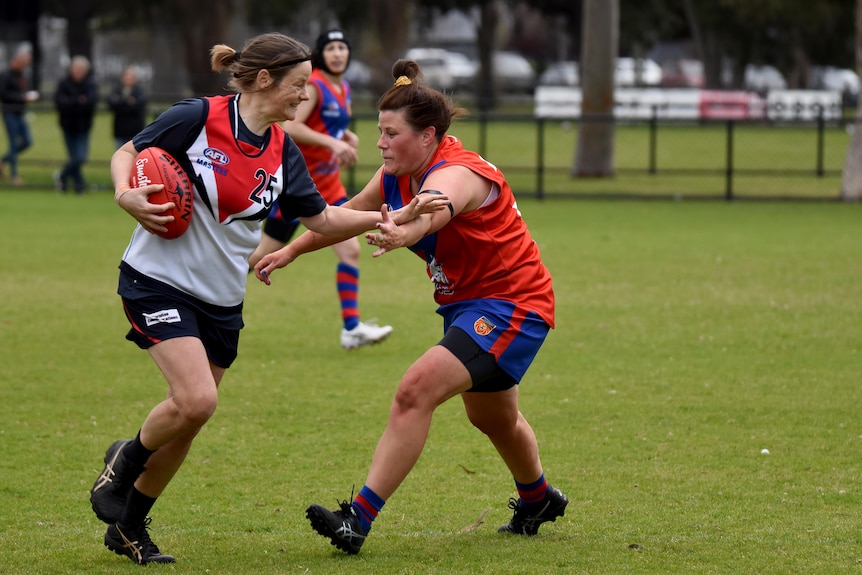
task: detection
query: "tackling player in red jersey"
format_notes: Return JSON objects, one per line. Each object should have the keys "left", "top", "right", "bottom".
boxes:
{"left": 255, "top": 58, "right": 567, "bottom": 555}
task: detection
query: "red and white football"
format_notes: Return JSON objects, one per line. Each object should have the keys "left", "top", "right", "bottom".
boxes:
{"left": 130, "top": 147, "right": 194, "bottom": 239}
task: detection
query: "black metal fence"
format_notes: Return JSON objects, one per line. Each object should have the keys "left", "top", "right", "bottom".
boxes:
{"left": 0, "top": 105, "right": 852, "bottom": 201}
{"left": 345, "top": 108, "right": 851, "bottom": 201}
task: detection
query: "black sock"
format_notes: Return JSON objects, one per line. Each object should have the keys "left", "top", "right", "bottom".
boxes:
{"left": 123, "top": 430, "right": 156, "bottom": 468}
{"left": 119, "top": 487, "right": 157, "bottom": 527}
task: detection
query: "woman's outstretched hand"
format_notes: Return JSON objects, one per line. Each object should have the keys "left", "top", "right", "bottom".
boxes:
{"left": 254, "top": 247, "right": 295, "bottom": 285}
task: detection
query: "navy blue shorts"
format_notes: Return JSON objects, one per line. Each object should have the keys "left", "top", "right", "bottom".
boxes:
{"left": 118, "top": 266, "right": 243, "bottom": 368}
{"left": 437, "top": 298, "right": 550, "bottom": 393}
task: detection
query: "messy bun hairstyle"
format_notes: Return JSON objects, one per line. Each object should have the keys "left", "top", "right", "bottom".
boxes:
{"left": 377, "top": 59, "right": 466, "bottom": 142}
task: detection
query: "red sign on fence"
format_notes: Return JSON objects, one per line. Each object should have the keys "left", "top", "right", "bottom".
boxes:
{"left": 699, "top": 90, "right": 762, "bottom": 119}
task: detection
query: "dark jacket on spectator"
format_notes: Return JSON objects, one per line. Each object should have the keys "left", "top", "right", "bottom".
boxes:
{"left": 0, "top": 67, "right": 30, "bottom": 114}
{"left": 54, "top": 73, "right": 99, "bottom": 134}
{"left": 107, "top": 81, "right": 148, "bottom": 142}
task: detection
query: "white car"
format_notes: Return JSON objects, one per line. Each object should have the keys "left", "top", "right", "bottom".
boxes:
{"left": 342, "top": 59, "right": 371, "bottom": 91}
{"left": 493, "top": 51, "right": 536, "bottom": 93}
{"left": 810, "top": 66, "right": 859, "bottom": 97}
{"left": 744, "top": 64, "right": 787, "bottom": 93}
{"left": 445, "top": 51, "right": 478, "bottom": 90}
{"left": 615, "top": 57, "right": 662, "bottom": 87}
{"left": 404, "top": 48, "right": 478, "bottom": 91}
{"left": 539, "top": 61, "right": 579, "bottom": 86}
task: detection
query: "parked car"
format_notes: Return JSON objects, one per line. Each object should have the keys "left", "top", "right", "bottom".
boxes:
{"left": 493, "top": 51, "right": 536, "bottom": 93}
{"left": 810, "top": 66, "right": 859, "bottom": 105}
{"left": 445, "top": 50, "right": 479, "bottom": 90}
{"left": 538, "top": 58, "right": 665, "bottom": 88}
{"left": 615, "top": 57, "right": 662, "bottom": 87}
{"left": 660, "top": 59, "right": 703, "bottom": 88}
{"left": 343, "top": 58, "right": 371, "bottom": 91}
{"left": 404, "top": 47, "right": 477, "bottom": 91}
{"left": 744, "top": 64, "right": 787, "bottom": 94}
{"left": 403, "top": 48, "right": 455, "bottom": 91}
{"left": 539, "top": 61, "right": 579, "bottom": 86}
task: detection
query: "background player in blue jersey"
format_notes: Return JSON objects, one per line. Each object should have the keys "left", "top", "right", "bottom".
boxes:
{"left": 250, "top": 29, "right": 392, "bottom": 349}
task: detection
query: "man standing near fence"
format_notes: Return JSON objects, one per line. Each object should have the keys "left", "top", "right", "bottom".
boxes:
{"left": 54, "top": 55, "right": 98, "bottom": 195}
{"left": 0, "top": 45, "right": 39, "bottom": 187}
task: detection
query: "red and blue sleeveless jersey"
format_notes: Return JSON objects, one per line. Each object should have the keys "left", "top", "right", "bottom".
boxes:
{"left": 124, "top": 95, "right": 326, "bottom": 307}
{"left": 296, "top": 69, "right": 351, "bottom": 204}
{"left": 379, "top": 135, "right": 555, "bottom": 327}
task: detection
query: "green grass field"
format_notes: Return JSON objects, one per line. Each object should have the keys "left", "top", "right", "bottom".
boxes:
{"left": 0, "top": 187, "right": 860, "bottom": 573}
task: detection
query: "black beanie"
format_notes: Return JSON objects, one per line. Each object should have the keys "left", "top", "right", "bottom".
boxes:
{"left": 311, "top": 29, "right": 351, "bottom": 74}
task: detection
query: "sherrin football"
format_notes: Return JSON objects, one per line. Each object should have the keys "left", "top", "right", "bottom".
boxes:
{"left": 130, "top": 147, "right": 194, "bottom": 239}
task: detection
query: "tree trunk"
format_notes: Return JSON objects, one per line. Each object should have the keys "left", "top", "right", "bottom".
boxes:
{"left": 574, "top": 0, "right": 618, "bottom": 177}
{"left": 476, "top": 0, "right": 498, "bottom": 112}
{"left": 65, "top": 0, "right": 97, "bottom": 61}
{"left": 842, "top": 0, "right": 862, "bottom": 201}
{"left": 175, "top": 0, "right": 247, "bottom": 97}
{"left": 366, "top": 0, "right": 414, "bottom": 96}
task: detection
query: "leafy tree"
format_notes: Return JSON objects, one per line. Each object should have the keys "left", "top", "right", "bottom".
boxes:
{"left": 42, "top": 0, "right": 103, "bottom": 60}
{"left": 679, "top": 0, "right": 854, "bottom": 89}
{"left": 42, "top": 0, "right": 248, "bottom": 95}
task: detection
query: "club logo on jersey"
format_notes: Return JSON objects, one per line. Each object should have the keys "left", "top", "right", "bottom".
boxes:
{"left": 428, "top": 256, "right": 454, "bottom": 295}
{"left": 473, "top": 316, "right": 496, "bottom": 336}
{"left": 204, "top": 147, "right": 230, "bottom": 165}
{"left": 321, "top": 102, "right": 341, "bottom": 117}
{"left": 196, "top": 147, "right": 230, "bottom": 177}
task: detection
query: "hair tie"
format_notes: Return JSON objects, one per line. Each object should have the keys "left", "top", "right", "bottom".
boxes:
{"left": 394, "top": 75, "right": 412, "bottom": 87}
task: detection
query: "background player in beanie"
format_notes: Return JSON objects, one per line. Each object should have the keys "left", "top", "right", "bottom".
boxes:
{"left": 249, "top": 29, "right": 392, "bottom": 350}
{"left": 88, "top": 34, "right": 448, "bottom": 565}
{"left": 254, "top": 58, "right": 567, "bottom": 555}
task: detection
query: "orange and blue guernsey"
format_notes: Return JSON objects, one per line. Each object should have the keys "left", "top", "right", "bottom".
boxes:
{"left": 379, "top": 135, "right": 555, "bottom": 329}
{"left": 296, "top": 69, "right": 352, "bottom": 204}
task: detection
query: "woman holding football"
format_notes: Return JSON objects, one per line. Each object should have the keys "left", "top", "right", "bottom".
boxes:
{"left": 90, "top": 33, "right": 447, "bottom": 566}
{"left": 254, "top": 58, "right": 567, "bottom": 555}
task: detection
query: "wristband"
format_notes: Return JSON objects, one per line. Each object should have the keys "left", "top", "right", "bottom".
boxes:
{"left": 418, "top": 189, "right": 455, "bottom": 217}
{"left": 115, "top": 184, "right": 132, "bottom": 203}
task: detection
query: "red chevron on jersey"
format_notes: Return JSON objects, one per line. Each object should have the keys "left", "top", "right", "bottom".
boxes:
{"left": 190, "top": 95, "right": 286, "bottom": 224}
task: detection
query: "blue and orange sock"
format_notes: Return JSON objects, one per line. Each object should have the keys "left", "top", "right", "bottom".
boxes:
{"left": 515, "top": 473, "right": 549, "bottom": 507}
{"left": 336, "top": 263, "right": 360, "bottom": 331}
{"left": 352, "top": 485, "right": 385, "bottom": 532}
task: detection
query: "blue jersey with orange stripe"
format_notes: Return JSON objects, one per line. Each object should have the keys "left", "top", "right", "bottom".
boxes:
{"left": 296, "top": 69, "right": 351, "bottom": 204}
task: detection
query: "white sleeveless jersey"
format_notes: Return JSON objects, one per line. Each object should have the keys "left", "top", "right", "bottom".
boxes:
{"left": 122, "top": 96, "right": 326, "bottom": 307}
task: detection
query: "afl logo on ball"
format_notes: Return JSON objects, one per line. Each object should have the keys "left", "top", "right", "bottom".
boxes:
{"left": 473, "top": 316, "right": 496, "bottom": 336}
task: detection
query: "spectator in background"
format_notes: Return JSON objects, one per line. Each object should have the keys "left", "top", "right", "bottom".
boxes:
{"left": 54, "top": 55, "right": 98, "bottom": 194}
{"left": 107, "top": 66, "right": 148, "bottom": 149}
{"left": 0, "top": 45, "right": 39, "bottom": 186}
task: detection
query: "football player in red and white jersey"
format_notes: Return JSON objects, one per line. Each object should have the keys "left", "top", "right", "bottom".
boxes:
{"left": 256, "top": 58, "right": 567, "bottom": 555}
{"left": 89, "top": 34, "right": 448, "bottom": 566}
